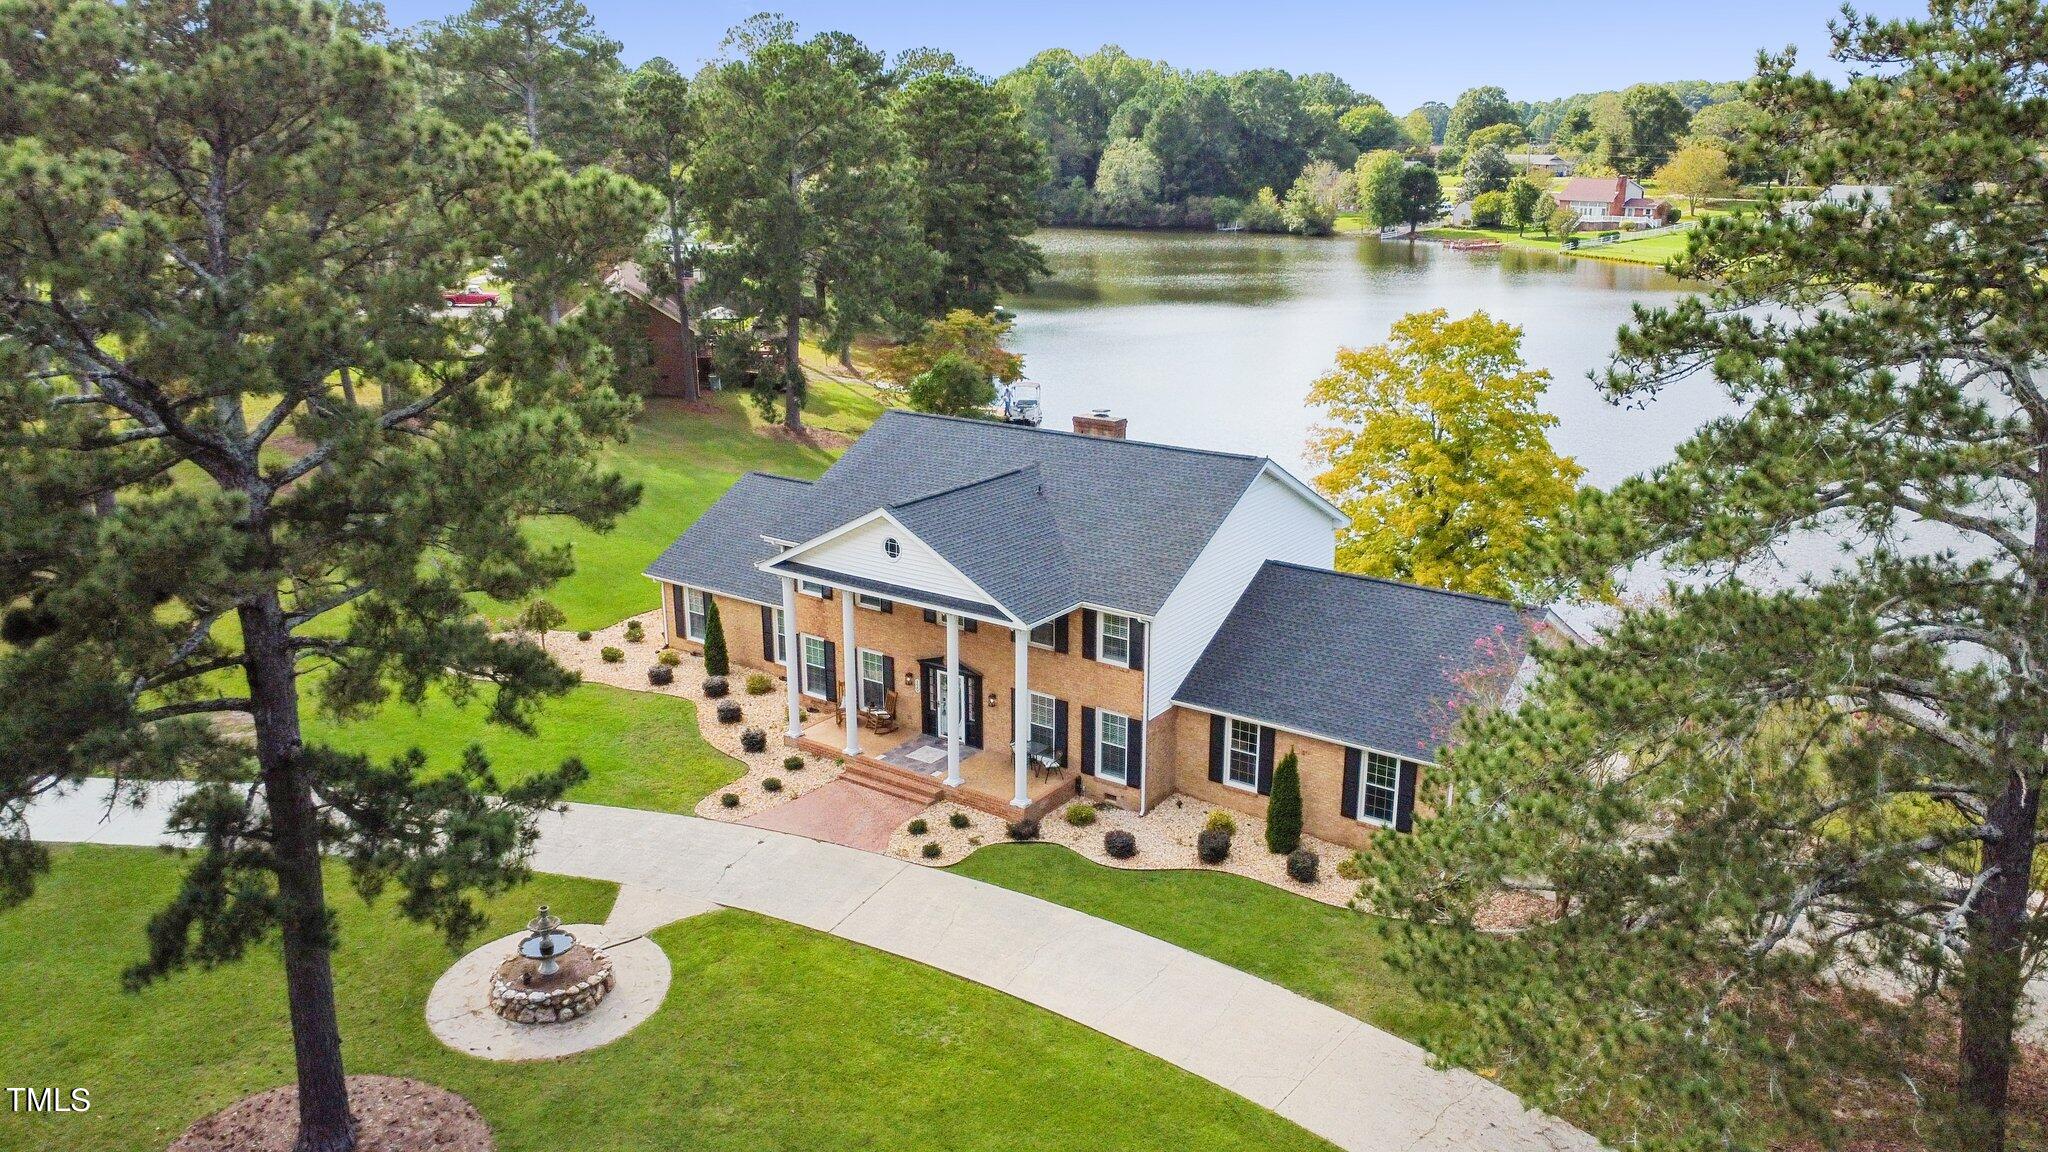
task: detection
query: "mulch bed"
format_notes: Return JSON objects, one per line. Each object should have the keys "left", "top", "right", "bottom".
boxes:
{"left": 169, "top": 1075, "right": 493, "bottom": 1152}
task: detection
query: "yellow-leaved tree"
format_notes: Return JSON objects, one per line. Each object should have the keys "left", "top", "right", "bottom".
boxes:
{"left": 1306, "top": 309, "right": 1582, "bottom": 601}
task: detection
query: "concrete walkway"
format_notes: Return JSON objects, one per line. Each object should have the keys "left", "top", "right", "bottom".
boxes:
{"left": 740, "top": 777, "right": 926, "bottom": 852}
{"left": 27, "top": 780, "right": 1598, "bottom": 1152}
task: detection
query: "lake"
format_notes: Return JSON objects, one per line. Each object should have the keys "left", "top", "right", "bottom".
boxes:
{"left": 1005, "top": 227, "right": 1729, "bottom": 490}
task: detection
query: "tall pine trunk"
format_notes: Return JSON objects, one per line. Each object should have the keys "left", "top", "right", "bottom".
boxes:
{"left": 240, "top": 590, "right": 355, "bottom": 1152}
{"left": 782, "top": 295, "right": 804, "bottom": 431}
{"left": 667, "top": 244, "right": 699, "bottom": 403}
{"left": 1954, "top": 760, "right": 2042, "bottom": 1150}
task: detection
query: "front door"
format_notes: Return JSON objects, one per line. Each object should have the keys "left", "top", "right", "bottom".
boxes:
{"left": 919, "top": 659, "right": 983, "bottom": 748}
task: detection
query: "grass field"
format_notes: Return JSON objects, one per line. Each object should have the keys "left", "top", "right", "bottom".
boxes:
{"left": 503, "top": 367, "right": 887, "bottom": 630}
{"left": 1, "top": 846, "right": 1338, "bottom": 1152}
{"left": 950, "top": 843, "right": 1462, "bottom": 1045}
{"left": 301, "top": 678, "right": 740, "bottom": 813}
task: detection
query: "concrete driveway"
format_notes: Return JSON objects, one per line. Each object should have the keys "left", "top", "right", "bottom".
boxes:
{"left": 27, "top": 780, "right": 1599, "bottom": 1152}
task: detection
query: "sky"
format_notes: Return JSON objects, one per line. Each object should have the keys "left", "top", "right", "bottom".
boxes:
{"left": 380, "top": 0, "right": 1922, "bottom": 109}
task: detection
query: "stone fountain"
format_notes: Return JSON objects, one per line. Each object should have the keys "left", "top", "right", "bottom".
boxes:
{"left": 488, "top": 905, "right": 614, "bottom": 1025}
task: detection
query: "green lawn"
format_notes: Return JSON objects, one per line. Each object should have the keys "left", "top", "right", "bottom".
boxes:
{"left": 1, "top": 847, "right": 1337, "bottom": 1152}
{"left": 950, "top": 843, "right": 1463, "bottom": 1046}
{"left": 507, "top": 379, "right": 883, "bottom": 630}
{"left": 301, "top": 679, "right": 739, "bottom": 813}
{"left": 1416, "top": 223, "right": 1695, "bottom": 267}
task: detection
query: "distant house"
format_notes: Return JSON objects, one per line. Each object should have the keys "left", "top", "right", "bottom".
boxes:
{"left": 1555, "top": 176, "right": 1672, "bottom": 229}
{"left": 1507, "top": 151, "right": 1575, "bottom": 176}
{"left": 606, "top": 263, "right": 710, "bottom": 399}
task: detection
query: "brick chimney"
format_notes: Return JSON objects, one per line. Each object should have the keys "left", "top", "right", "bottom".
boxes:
{"left": 1071, "top": 410, "right": 1127, "bottom": 440}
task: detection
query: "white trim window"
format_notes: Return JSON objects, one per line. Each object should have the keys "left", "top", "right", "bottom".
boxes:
{"left": 1097, "top": 613, "right": 1132, "bottom": 666}
{"left": 800, "top": 635, "right": 830, "bottom": 699}
{"left": 859, "top": 649, "right": 888, "bottom": 711}
{"left": 1360, "top": 751, "right": 1402, "bottom": 826}
{"left": 682, "top": 587, "right": 709, "bottom": 643}
{"left": 771, "top": 607, "right": 788, "bottom": 666}
{"left": 1225, "top": 718, "right": 1260, "bottom": 792}
{"left": 856, "top": 593, "right": 891, "bottom": 612}
{"left": 1096, "top": 711, "right": 1130, "bottom": 784}
{"left": 1029, "top": 620, "right": 1057, "bottom": 649}
{"left": 798, "top": 580, "right": 830, "bottom": 598}
{"left": 1028, "top": 692, "right": 1057, "bottom": 754}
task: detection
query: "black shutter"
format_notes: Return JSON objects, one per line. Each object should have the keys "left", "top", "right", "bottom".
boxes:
{"left": 1054, "top": 699, "right": 1069, "bottom": 766}
{"left": 962, "top": 617, "right": 977, "bottom": 633}
{"left": 1256, "top": 726, "right": 1276, "bottom": 795}
{"left": 671, "top": 585, "right": 686, "bottom": 642}
{"left": 1053, "top": 613, "right": 1069, "bottom": 654}
{"left": 822, "top": 640, "right": 837, "bottom": 702}
{"left": 880, "top": 655, "right": 895, "bottom": 695}
{"left": 1081, "top": 609, "right": 1097, "bottom": 660}
{"left": 1127, "top": 717, "right": 1144, "bottom": 790}
{"left": 1128, "top": 620, "right": 1146, "bottom": 672}
{"left": 1079, "top": 706, "right": 1096, "bottom": 775}
{"left": 1394, "top": 758, "right": 1417, "bottom": 833}
{"left": 760, "top": 605, "right": 775, "bottom": 662}
{"left": 818, "top": 584, "right": 833, "bottom": 601}
{"left": 1341, "top": 749, "right": 1362, "bottom": 822}
{"left": 1208, "top": 714, "right": 1225, "bottom": 783}
{"left": 923, "top": 608, "right": 937, "bottom": 624}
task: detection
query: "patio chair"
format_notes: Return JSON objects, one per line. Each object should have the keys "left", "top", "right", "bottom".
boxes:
{"left": 860, "top": 690, "right": 899, "bottom": 734}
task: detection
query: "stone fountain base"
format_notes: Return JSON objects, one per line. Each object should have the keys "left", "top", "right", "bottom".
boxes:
{"left": 488, "top": 943, "right": 614, "bottom": 1025}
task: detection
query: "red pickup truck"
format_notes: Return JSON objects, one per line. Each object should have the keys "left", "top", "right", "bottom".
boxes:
{"left": 441, "top": 289, "right": 499, "bottom": 307}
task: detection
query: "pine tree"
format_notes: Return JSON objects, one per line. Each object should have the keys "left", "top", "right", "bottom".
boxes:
{"left": 1369, "top": 5, "right": 2048, "bottom": 1149}
{"left": 0, "top": 4, "right": 654, "bottom": 1149}
{"left": 1264, "top": 752, "right": 1302, "bottom": 855}
{"left": 701, "top": 598, "right": 730, "bottom": 677}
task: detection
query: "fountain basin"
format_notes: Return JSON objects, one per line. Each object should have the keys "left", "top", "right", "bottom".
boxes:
{"left": 488, "top": 943, "right": 614, "bottom": 1024}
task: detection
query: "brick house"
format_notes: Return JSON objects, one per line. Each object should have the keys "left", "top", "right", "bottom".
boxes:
{"left": 646, "top": 411, "right": 1555, "bottom": 848}
{"left": 1555, "top": 175, "right": 1671, "bottom": 229}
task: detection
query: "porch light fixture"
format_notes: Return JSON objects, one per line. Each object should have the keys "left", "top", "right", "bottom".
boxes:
{"left": 987, "top": 691, "right": 998, "bottom": 706}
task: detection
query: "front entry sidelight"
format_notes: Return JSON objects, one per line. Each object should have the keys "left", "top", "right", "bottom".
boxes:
{"left": 918, "top": 658, "right": 983, "bottom": 748}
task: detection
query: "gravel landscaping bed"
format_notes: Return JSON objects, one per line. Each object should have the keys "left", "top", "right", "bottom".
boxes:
{"left": 546, "top": 611, "right": 841, "bottom": 821}
{"left": 888, "top": 793, "right": 1357, "bottom": 907}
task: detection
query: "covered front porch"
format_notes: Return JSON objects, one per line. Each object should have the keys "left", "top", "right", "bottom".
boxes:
{"left": 792, "top": 715, "right": 1077, "bottom": 821}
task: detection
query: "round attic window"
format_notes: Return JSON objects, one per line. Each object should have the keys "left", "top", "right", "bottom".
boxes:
{"left": 883, "top": 537, "right": 901, "bottom": 559}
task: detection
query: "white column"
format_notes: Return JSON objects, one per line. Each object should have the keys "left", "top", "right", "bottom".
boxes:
{"left": 840, "top": 591, "right": 861, "bottom": 757}
{"left": 1012, "top": 626, "right": 1030, "bottom": 808}
{"left": 944, "top": 613, "right": 963, "bottom": 787}
{"left": 781, "top": 577, "right": 803, "bottom": 740}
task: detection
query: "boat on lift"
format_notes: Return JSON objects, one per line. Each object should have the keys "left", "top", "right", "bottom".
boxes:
{"left": 996, "top": 379, "right": 1043, "bottom": 426}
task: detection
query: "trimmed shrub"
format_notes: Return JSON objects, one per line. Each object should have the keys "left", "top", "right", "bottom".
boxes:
{"left": 739, "top": 726, "right": 766, "bottom": 752}
{"left": 1197, "top": 827, "right": 1232, "bottom": 864}
{"left": 1203, "top": 809, "right": 1237, "bottom": 835}
{"left": 716, "top": 700, "right": 743, "bottom": 724}
{"left": 762, "top": 776, "right": 783, "bottom": 793}
{"left": 576, "top": 630, "right": 593, "bottom": 642}
{"left": 1005, "top": 817, "right": 1041, "bottom": 841}
{"left": 1103, "top": 830, "right": 1137, "bottom": 859}
{"left": 744, "top": 672, "right": 773, "bottom": 695}
{"left": 658, "top": 649, "right": 681, "bottom": 667}
{"left": 600, "top": 646, "right": 624, "bottom": 664}
{"left": 1286, "top": 848, "right": 1320, "bottom": 884}
{"left": 948, "top": 811, "right": 970, "bottom": 830}
{"left": 624, "top": 619, "right": 645, "bottom": 643}
{"left": 1062, "top": 801, "right": 1097, "bottom": 827}
{"left": 647, "top": 664, "right": 674, "bottom": 686}
{"left": 908, "top": 818, "right": 929, "bottom": 836}
{"left": 782, "top": 755, "right": 805, "bottom": 772}
{"left": 1265, "top": 751, "right": 1303, "bottom": 855}
{"left": 921, "top": 841, "right": 943, "bottom": 860}
{"left": 701, "top": 599, "right": 728, "bottom": 675}
{"left": 702, "top": 676, "right": 730, "bottom": 698}
{"left": 1335, "top": 853, "right": 1367, "bottom": 881}
{"left": 719, "top": 792, "right": 740, "bottom": 808}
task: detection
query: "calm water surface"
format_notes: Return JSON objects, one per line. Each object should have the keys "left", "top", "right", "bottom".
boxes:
{"left": 1006, "top": 228, "right": 1728, "bottom": 488}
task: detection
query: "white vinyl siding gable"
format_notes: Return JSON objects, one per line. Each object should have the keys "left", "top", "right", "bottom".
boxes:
{"left": 1146, "top": 469, "right": 1339, "bottom": 718}
{"left": 781, "top": 516, "right": 987, "bottom": 605}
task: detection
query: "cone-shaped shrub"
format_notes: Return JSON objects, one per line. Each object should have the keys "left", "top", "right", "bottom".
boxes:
{"left": 702, "top": 597, "right": 729, "bottom": 676}
{"left": 1265, "top": 750, "right": 1302, "bottom": 854}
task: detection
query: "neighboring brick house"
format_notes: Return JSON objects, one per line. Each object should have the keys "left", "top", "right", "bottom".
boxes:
{"left": 646, "top": 410, "right": 1554, "bottom": 847}
{"left": 1555, "top": 175, "right": 1671, "bottom": 229}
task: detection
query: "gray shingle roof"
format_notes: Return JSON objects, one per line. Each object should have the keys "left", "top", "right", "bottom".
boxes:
{"left": 643, "top": 471, "right": 813, "bottom": 604}
{"left": 772, "top": 410, "right": 1272, "bottom": 619}
{"left": 1176, "top": 561, "right": 1539, "bottom": 761}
